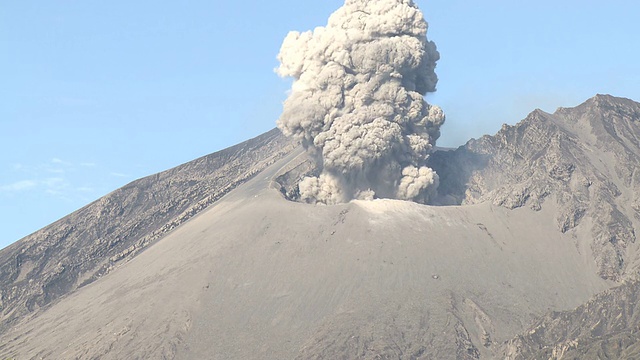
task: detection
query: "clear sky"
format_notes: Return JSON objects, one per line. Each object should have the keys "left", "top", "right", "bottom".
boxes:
{"left": 1, "top": 0, "right": 639, "bottom": 249}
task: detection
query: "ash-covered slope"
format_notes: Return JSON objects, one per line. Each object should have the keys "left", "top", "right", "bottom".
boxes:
{"left": 0, "top": 153, "right": 610, "bottom": 359}
{"left": 0, "top": 129, "right": 295, "bottom": 333}
{"left": 431, "top": 94, "right": 640, "bottom": 281}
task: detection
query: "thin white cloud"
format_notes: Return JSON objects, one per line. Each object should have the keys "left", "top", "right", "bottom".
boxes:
{"left": 0, "top": 180, "right": 38, "bottom": 192}
{"left": 51, "top": 158, "right": 73, "bottom": 167}
{"left": 45, "top": 158, "right": 74, "bottom": 176}
{"left": 110, "top": 172, "right": 129, "bottom": 178}
{"left": 5, "top": 159, "right": 102, "bottom": 203}
{"left": 54, "top": 96, "right": 92, "bottom": 107}
{"left": 42, "top": 177, "right": 71, "bottom": 200}
{"left": 42, "top": 177, "right": 65, "bottom": 187}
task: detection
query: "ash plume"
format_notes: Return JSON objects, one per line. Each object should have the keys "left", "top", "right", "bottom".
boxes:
{"left": 276, "top": 0, "right": 444, "bottom": 204}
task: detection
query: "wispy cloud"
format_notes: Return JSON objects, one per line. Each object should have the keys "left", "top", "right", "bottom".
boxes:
{"left": 51, "top": 96, "right": 93, "bottom": 107}
{"left": 4, "top": 159, "right": 79, "bottom": 200}
{"left": 50, "top": 158, "right": 73, "bottom": 169}
{"left": 12, "top": 158, "right": 74, "bottom": 175}
{"left": 0, "top": 180, "right": 38, "bottom": 192}
{"left": 4, "top": 157, "right": 119, "bottom": 204}
{"left": 41, "top": 177, "right": 69, "bottom": 197}
{"left": 50, "top": 158, "right": 73, "bottom": 166}
{"left": 45, "top": 188, "right": 63, "bottom": 196}
{"left": 0, "top": 177, "right": 69, "bottom": 196}
{"left": 42, "top": 177, "right": 65, "bottom": 187}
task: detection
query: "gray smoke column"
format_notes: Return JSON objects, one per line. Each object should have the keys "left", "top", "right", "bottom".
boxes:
{"left": 276, "top": 0, "right": 445, "bottom": 204}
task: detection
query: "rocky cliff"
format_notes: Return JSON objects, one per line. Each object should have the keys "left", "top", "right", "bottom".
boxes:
{"left": 503, "top": 277, "right": 640, "bottom": 359}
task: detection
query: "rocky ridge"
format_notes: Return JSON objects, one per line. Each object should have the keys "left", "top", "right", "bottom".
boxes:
{"left": 503, "top": 277, "right": 640, "bottom": 359}
{"left": 431, "top": 94, "right": 640, "bottom": 280}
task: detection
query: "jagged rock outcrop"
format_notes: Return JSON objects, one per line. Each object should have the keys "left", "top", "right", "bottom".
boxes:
{"left": 0, "top": 129, "right": 295, "bottom": 333}
{"left": 431, "top": 95, "right": 640, "bottom": 280}
{"left": 503, "top": 277, "right": 640, "bottom": 360}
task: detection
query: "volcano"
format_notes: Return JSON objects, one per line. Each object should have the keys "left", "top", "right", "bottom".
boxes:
{"left": 2, "top": 95, "right": 640, "bottom": 359}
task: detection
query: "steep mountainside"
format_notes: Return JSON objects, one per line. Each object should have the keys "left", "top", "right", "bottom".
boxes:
{"left": 503, "top": 278, "right": 640, "bottom": 359}
{"left": 0, "top": 129, "right": 295, "bottom": 333}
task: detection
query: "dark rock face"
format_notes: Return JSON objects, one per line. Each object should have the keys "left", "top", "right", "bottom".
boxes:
{"left": 503, "top": 279, "right": 640, "bottom": 360}
{"left": 431, "top": 95, "right": 640, "bottom": 280}
{"left": 0, "top": 129, "right": 295, "bottom": 333}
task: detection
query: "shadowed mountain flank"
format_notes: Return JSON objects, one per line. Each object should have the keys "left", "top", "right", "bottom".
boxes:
{"left": 0, "top": 129, "right": 295, "bottom": 333}
{"left": 503, "top": 278, "right": 640, "bottom": 359}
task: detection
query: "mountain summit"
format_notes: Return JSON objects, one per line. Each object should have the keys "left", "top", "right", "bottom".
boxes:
{"left": 2, "top": 95, "right": 640, "bottom": 359}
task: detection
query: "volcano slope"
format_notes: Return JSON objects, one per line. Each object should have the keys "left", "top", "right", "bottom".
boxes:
{"left": 1, "top": 95, "right": 640, "bottom": 359}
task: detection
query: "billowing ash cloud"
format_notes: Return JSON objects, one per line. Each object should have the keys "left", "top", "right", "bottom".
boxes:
{"left": 276, "top": 0, "right": 445, "bottom": 205}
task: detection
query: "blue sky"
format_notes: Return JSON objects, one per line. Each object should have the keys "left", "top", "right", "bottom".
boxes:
{"left": 1, "top": 0, "right": 639, "bottom": 249}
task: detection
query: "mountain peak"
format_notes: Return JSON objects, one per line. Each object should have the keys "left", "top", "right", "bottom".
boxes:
{"left": 555, "top": 93, "right": 640, "bottom": 116}
{"left": 591, "top": 93, "right": 619, "bottom": 102}
{"left": 591, "top": 93, "right": 632, "bottom": 104}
